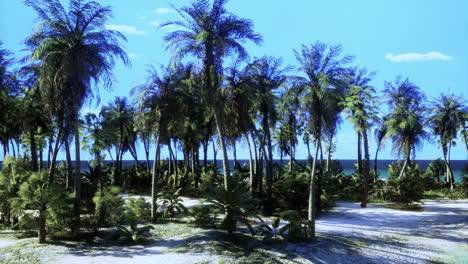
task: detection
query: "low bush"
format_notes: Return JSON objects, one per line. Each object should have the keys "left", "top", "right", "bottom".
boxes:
{"left": 187, "top": 204, "right": 218, "bottom": 228}
{"left": 124, "top": 197, "right": 151, "bottom": 221}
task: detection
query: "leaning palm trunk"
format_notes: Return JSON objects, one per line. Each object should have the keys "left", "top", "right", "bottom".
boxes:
{"left": 243, "top": 132, "right": 254, "bottom": 195}
{"left": 374, "top": 145, "right": 380, "bottom": 183}
{"left": 213, "top": 110, "right": 231, "bottom": 191}
{"left": 49, "top": 127, "right": 63, "bottom": 182}
{"left": 361, "top": 129, "right": 370, "bottom": 208}
{"left": 308, "top": 139, "right": 320, "bottom": 240}
{"left": 445, "top": 144, "right": 454, "bottom": 190}
{"left": 38, "top": 209, "right": 46, "bottom": 243}
{"left": 398, "top": 150, "right": 411, "bottom": 179}
{"left": 151, "top": 134, "right": 161, "bottom": 221}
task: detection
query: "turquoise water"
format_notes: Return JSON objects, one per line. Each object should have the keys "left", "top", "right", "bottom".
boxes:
{"left": 342, "top": 169, "right": 464, "bottom": 183}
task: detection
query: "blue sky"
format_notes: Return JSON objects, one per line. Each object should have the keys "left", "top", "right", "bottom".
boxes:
{"left": 0, "top": 0, "right": 467, "bottom": 161}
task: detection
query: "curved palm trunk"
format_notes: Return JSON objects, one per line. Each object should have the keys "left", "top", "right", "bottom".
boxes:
{"left": 243, "top": 132, "right": 254, "bottom": 194}
{"left": 446, "top": 143, "right": 454, "bottom": 190}
{"left": 49, "top": 127, "right": 63, "bottom": 182}
{"left": 308, "top": 139, "right": 320, "bottom": 240}
{"left": 398, "top": 149, "right": 411, "bottom": 180}
{"left": 151, "top": 134, "right": 161, "bottom": 221}
{"left": 232, "top": 141, "right": 237, "bottom": 170}
{"left": 251, "top": 131, "right": 258, "bottom": 192}
{"left": 326, "top": 134, "right": 333, "bottom": 172}
{"left": 361, "top": 130, "right": 370, "bottom": 208}
{"left": 213, "top": 111, "right": 231, "bottom": 190}
{"left": 374, "top": 145, "right": 381, "bottom": 182}
{"left": 264, "top": 126, "right": 274, "bottom": 216}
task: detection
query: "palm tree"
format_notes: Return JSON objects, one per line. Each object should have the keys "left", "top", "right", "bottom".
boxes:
{"left": 162, "top": 0, "right": 262, "bottom": 191}
{"left": 383, "top": 77, "right": 427, "bottom": 179}
{"left": 26, "top": 0, "right": 129, "bottom": 232}
{"left": 133, "top": 65, "right": 179, "bottom": 221}
{"left": 428, "top": 94, "right": 466, "bottom": 190}
{"left": 100, "top": 97, "right": 135, "bottom": 186}
{"left": 12, "top": 170, "right": 70, "bottom": 243}
{"left": 245, "top": 56, "right": 288, "bottom": 215}
{"left": 342, "top": 67, "right": 378, "bottom": 208}
{"left": 373, "top": 117, "right": 389, "bottom": 181}
{"left": 293, "top": 42, "right": 352, "bottom": 238}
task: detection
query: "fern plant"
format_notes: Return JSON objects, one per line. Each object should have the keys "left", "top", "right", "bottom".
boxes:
{"left": 116, "top": 221, "right": 155, "bottom": 244}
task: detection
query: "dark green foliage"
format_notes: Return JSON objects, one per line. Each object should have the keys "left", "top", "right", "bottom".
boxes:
{"left": 115, "top": 221, "right": 155, "bottom": 244}
{"left": 384, "top": 162, "right": 424, "bottom": 204}
{"left": 209, "top": 173, "right": 260, "bottom": 235}
{"left": 462, "top": 177, "right": 468, "bottom": 198}
{"left": 273, "top": 171, "right": 309, "bottom": 213}
{"left": 159, "top": 188, "right": 187, "bottom": 220}
{"left": 425, "top": 159, "right": 445, "bottom": 183}
{"left": 93, "top": 186, "right": 124, "bottom": 227}
{"left": 13, "top": 170, "right": 71, "bottom": 243}
{"left": 200, "top": 164, "right": 224, "bottom": 194}
{"left": 278, "top": 210, "right": 314, "bottom": 242}
{"left": 124, "top": 197, "right": 151, "bottom": 221}
{"left": 187, "top": 204, "right": 218, "bottom": 228}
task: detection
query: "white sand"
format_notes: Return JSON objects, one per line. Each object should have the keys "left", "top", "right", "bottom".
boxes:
{"left": 1, "top": 198, "right": 467, "bottom": 263}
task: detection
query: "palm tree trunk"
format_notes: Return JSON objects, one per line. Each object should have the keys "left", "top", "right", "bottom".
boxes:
{"left": 73, "top": 123, "right": 81, "bottom": 236}
{"left": 357, "top": 132, "right": 362, "bottom": 174}
{"left": 144, "top": 137, "right": 150, "bottom": 175}
{"left": 308, "top": 139, "right": 320, "bottom": 240}
{"left": 447, "top": 143, "right": 454, "bottom": 190}
{"left": 213, "top": 110, "right": 231, "bottom": 190}
{"left": 213, "top": 139, "right": 217, "bottom": 166}
{"left": 232, "top": 140, "right": 237, "bottom": 170}
{"left": 39, "top": 148, "right": 43, "bottom": 170}
{"left": 289, "top": 143, "right": 294, "bottom": 174}
{"left": 251, "top": 131, "right": 258, "bottom": 193}
{"left": 326, "top": 134, "right": 333, "bottom": 172}
{"left": 361, "top": 130, "right": 370, "bottom": 208}
{"left": 11, "top": 140, "right": 16, "bottom": 158}
{"left": 38, "top": 210, "right": 46, "bottom": 243}
{"left": 151, "top": 134, "right": 161, "bottom": 221}
{"left": 374, "top": 145, "right": 380, "bottom": 182}
{"left": 258, "top": 146, "right": 264, "bottom": 197}
{"left": 65, "top": 138, "right": 73, "bottom": 190}
{"left": 243, "top": 133, "right": 254, "bottom": 195}
{"left": 30, "top": 129, "right": 38, "bottom": 171}
{"left": 203, "top": 140, "right": 208, "bottom": 166}
{"left": 264, "top": 124, "right": 274, "bottom": 216}
{"left": 398, "top": 150, "right": 411, "bottom": 179}
{"left": 49, "top": 128, "right": 63, "bottom": 182}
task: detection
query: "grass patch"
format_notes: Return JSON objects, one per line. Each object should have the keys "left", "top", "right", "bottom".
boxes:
{"left": 0, "top": 238, "right": 60, "bottom": 264}
{"left": 384, "top": 203, "right": 422, "bottom": 211}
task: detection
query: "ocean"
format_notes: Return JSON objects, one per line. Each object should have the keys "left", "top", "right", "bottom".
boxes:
{"left": 1, "top": 159, "right": 465, "bottom": 183}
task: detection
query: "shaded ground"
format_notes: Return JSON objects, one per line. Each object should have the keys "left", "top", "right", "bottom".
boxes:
{"left": 1, "top": 199, "right": 467, "bottom": 264}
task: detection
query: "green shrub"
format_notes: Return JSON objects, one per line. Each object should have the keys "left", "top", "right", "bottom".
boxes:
{"left": 124, "top": 197, "right": 151, "bottom": 221}
{"left": 278, "top": 210, "right": 314, "bottom": 242}
{"left": 256, "top": 217, "right": 283, "bottom": 243}
{"left": 209, "top": 173, "right": 260, "bottom": 235}
{"left": 93, "top": 186, "right": 124, "bottom": 227}
{"left": 115, "top": 221, "right": 155, "bottom": 244}
{"left": 159, "top": 188, "right": 187, "bottom": 220}
{"left": 384, "top": 162, "right": 424, "bottom": 204}
{"left": 462, "top": 177, "right": 468, "bottom": 198}
{"left": 187, "top": 204, "right": 218, "bottom": 228}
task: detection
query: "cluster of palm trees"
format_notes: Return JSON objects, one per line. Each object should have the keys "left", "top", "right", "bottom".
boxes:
{"left": 0, "top": 0, "right": 467, "bottom": 240}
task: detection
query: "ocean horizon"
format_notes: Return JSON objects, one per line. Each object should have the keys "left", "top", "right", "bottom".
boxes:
{"left": 3, "top": 159, "right": 464, "bottom": 182}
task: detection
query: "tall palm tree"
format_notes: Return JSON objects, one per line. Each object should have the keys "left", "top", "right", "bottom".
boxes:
{"left": 293, "top": 42, "right": 352, "bottom": 239}
{"left": 26, "top": 0, "right": 129, "bottom": 232}
{"left": 100, "top": 97, "right": 135, "bottom": 186}
{"left": 428, "top": 94, "right": 466, "bottom": 190}
{"left": 245, "top": 56, "right": 288, "bottom": 215}
{"left": 373, "top": 117, "right": 389, "bottom": 181}
{"left": 162, "top": 0, "right": 262, "bottom": 190}
{"left": 133, "top": 65, "right": 179, "bottom": 221}
{"left": 342, "top": 67, "right": 378, "bottom": 208}
{"left": 383, "top": 77, "right": 427, "bottom": 179}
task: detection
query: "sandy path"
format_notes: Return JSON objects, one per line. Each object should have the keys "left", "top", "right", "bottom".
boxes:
{"left": 1, "top": 199, "right": 467, "bottom": 263}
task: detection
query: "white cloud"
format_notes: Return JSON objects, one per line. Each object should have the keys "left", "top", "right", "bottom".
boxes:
{"left": 105, "top": 24, "right": 145, "bottom": 35}
{"left": 155, "top": 8, "right": 175, "bottom": 15}
{"left": 385, "top": 52, "right": 452, "bottom": 62}
{"left": 128, "top": 53, "right": 140, "bottom": 59}
{"left": 150, "top": 20, "right": 161, "bottom": 27}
